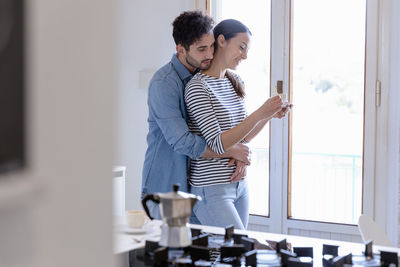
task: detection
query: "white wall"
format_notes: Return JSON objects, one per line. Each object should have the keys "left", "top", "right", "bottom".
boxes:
{"left": 0, "top": 0, "right": 116, "bottom": 266}
{"left": 116, "top": 0, "right": 202, "bottom": 210}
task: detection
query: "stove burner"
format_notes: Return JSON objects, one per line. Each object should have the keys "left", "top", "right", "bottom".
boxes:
{"left": 192, "top": 233, "right": 210, "bottom": 247}
{"left": 131, "top": 227, "right": 399, "bottom": 267}
{"left": 224, "top": 225, "right": 235, "bottom": 242}
{"left": 380, "top": 251, "right": 399, "bottom": 266}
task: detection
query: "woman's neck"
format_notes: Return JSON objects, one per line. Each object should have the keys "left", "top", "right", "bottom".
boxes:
{"left": 202, "top": 53, "right": 227, "bottom": 79}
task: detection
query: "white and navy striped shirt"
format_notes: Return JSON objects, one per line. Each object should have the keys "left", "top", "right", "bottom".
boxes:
{"left": 184, "top": 72, "right": 247, "bottom": 187}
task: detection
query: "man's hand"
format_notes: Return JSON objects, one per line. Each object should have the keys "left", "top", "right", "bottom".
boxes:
{"left": 226, "top": 143, "right": 251, "bottom": 165}
{"left": 228, "top": 159, "right": 247, "bottom": 182}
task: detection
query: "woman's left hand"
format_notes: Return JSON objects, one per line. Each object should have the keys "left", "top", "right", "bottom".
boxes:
{"left": 228, "top": 159, "right": 247, "bottom": 183}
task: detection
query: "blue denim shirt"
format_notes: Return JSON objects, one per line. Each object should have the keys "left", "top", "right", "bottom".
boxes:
{"left": 141, "top": 54, "right": 207, "bottom": 197}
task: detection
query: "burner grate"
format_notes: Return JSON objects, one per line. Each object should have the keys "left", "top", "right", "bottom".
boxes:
{"left": 132, "top": 227, "right": 399, "bottom": 267}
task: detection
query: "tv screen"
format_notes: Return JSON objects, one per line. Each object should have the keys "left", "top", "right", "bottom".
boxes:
{"left": 0, "top": 0, "right": 25, "bottom": 173}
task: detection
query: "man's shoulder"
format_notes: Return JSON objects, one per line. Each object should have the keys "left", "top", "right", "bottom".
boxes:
{"left": 151, "top": 62, "right": 181, "bottom": 86}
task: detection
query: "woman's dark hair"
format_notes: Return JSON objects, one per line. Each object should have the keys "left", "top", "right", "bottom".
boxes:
{"left": 172, "top": 11, "right": 214, "bottom": 50}
{"left": 225, "top": 70, "right": 245, "bottom": 98}
{"left": 214, "top": 19, "right": 251, "bottom": 99}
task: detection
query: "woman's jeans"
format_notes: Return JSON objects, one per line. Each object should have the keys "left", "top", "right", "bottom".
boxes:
{"left": 190, "top": 180, "right": 249, "bottom": 229}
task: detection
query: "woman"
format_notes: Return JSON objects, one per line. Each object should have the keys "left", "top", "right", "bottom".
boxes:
{"left": 184, "top": 19, "right": 291, "bottom": 229}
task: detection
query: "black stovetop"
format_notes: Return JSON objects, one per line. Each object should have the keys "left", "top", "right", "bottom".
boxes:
{"left": 129, "top": 225, "right": 398, "bottom": 267}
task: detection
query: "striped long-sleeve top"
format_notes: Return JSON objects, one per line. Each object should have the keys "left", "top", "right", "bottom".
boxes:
{"left": 184, "top": 72, "right": 247, "bottom": 187}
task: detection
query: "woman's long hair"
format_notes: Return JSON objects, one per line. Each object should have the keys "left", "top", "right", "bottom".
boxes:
{"left": 213, "top": 19, "right": 251, "bottom": 99}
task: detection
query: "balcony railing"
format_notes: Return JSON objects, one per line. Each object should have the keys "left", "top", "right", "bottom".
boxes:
{"left": 247, "top": 149, "right": 362, "bottom": 224}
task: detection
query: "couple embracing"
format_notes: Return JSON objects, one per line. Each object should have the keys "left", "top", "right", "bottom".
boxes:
{"left": 141, "top": 11, "right": 291, "bottom": 230}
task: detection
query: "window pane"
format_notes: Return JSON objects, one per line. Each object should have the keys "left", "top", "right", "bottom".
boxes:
{"left": 290, "top": 0, "right": 365, "bottom": 224}
{"left": 213, "top": 0, "right": 271, "bottom": 216}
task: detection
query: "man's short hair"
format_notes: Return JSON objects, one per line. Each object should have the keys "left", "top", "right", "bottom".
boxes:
{"left": 172, "top": 11, "right": 214, "bottom": 50}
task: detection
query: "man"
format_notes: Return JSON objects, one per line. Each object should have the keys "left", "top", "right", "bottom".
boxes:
{"left": 141, "top": 11, "right": 250, "bottom": 221}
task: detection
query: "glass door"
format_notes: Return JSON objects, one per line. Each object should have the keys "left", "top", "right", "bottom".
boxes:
{"left": 289, "top": 0, "right": 366, "bottom": 225}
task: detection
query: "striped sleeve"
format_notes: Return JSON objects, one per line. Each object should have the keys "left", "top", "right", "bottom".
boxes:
{"left": 185, "top": 78, "right": 225, "bottom": 154}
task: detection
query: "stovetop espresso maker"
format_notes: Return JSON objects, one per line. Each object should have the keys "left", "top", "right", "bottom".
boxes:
{"left": 142, "top": 184, "right": 201, "bottom": 247}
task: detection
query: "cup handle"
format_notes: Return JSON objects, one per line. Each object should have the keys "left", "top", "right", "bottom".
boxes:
{"left": 141, "top": 194, "right": 160, "bottom": 220}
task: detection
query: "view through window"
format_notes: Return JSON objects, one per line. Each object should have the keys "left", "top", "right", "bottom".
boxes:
{"left": 290, "top": 0, "right": 366, "bottom": 224}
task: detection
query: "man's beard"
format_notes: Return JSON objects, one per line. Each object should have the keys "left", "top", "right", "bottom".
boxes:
{"left": 185, "top": 54, "right": 211, "bottom": 70}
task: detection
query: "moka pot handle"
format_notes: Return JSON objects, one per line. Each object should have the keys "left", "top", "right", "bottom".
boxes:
{"left": 141, "top": 194, "right": 160, "bottom": 220}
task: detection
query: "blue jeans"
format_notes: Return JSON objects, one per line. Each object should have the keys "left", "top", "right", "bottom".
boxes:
{"left": 190, "top": 180, "right": 249, "bottom": 229}
{"left": 144, "top": 199, "right": 201, "bottom": 224}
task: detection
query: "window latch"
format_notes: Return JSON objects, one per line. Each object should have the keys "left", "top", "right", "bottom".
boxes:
{"left": 375, "top": 80, "right": 381, "bottom": 107}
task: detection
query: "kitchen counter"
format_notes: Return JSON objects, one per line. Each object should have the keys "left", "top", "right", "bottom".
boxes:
{"left": 114, "top": 217, "right": 400, "bottom": 266}
{"left": 114, "top": 219, "right": 399, "bottom": 254}
{"left": 113, "top": 217, "right": 162, "bottom": 254}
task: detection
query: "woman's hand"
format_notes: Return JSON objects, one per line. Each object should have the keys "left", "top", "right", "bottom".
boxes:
{"left": 257, "top": 95, "right": 283, "bottom": 120}
{"left": 228, "top": 159, "right": 247, "bottom": 183}
{"left": 274, "top": 103, "right": 293, "bottom": 118}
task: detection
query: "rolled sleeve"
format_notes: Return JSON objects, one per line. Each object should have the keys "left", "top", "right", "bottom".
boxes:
{"left": 148, "top": 79, "right": 207, "bottom": 159}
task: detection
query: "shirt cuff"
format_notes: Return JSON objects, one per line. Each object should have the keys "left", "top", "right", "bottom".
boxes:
{"left": 192, "top": 137, "right": 207, "bottom": 159}
{"left": 213, "top": 134, "right": 225, "bottom": 155}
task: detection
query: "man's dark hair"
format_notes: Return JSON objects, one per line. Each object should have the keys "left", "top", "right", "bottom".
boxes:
{"left": 172, "top": 11, "right": 214, "bottom": 50}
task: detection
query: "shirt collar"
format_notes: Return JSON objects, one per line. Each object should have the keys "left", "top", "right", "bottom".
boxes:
{"left": 171, "top": 53, "right": 193, "bottom": 85}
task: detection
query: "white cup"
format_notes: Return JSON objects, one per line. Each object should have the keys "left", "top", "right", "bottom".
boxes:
{"left": 125, "top": 210, "right": 150, "bottom": 229}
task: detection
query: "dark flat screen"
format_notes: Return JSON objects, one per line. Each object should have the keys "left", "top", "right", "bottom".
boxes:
{"left": 0, "top": 0, "right": 25, "bottom": 173}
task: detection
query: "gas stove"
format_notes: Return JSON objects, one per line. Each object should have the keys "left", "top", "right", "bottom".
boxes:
{"left": 129, "top": 225, "right": 399, "bottom": 267}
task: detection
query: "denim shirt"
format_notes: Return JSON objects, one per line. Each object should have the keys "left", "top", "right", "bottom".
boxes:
{"left": 141, "top": 54, "right": 207, "bottom": 197}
